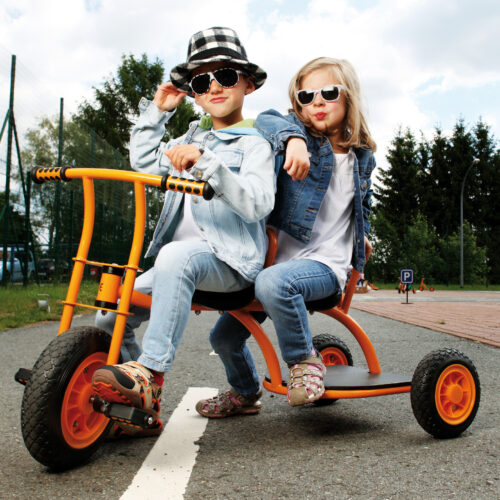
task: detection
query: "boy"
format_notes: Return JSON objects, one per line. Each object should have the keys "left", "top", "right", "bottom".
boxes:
{"left": 91, "top": 27, "right": 275, "bottom": 428}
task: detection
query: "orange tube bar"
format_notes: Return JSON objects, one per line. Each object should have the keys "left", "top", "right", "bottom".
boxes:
{"left": 229, "top": 310, "right": 283, "bottom": 387}
{"left": 322, "top": 307, "right": 381, "bottom": 374}
{"left": 58, "top": 176, "right": 95, "bottom": 334}
{"left": 106, "top": 182, "right": 147, "bottom": 365}
{"left": 263, "top": 380, "right": 411, "bottom": 398}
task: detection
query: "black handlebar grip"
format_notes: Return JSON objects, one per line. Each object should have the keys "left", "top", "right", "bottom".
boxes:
{"left": 202, "top": 182, "right": 215, "bottom": 200}
{"left": 30, "top": 166, "right": 71, "bottom": 184}
{"left": 160, "top": 175, "right": 215, "bottom": 200}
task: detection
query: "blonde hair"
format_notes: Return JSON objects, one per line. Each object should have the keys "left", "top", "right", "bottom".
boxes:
{"left": 288, "top": 57, "right": 376, "bottom": 152}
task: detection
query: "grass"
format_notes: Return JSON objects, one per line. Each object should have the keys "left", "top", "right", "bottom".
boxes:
{"left": 1, "top": 279, "right": 498, "bottom": 331}
{"left": 0, "top": 280, "right": 99, "bottom": 331}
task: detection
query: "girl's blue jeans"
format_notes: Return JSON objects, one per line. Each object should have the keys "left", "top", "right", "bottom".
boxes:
{"left": 96, "top": 241, "right": 249, "bottom": 372}
{"left": 210, "top": 259, "right": 340, "bottom": 396}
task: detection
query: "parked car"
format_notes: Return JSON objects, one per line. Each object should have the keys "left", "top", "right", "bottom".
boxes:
{"left": 0, "top": 246, "right": 35, "bottom": 283}
{"left": 37, "top": 258, "right": 71, "bottom": 281}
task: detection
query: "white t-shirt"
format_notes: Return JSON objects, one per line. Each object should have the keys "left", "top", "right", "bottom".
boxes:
{"left": 171, "top": 194, "right": 205, "bottom": 243}
{"left": 274, "top": 151, "right": 355, "bottom": 289}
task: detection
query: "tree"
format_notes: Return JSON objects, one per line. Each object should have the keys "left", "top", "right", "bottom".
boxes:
{"left": 74, "top": 54, "right": 201, "bottom": 156}
{"left": 75, "top": 54, "right": 164, "bottom": 156}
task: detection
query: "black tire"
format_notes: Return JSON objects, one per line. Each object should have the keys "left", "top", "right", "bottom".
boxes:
{"left": 411, "top": 348, "right": 480, "bottom": 439}
{"left": 21, "top": 326, "right": 115, "bottom": 469}
{"left": 312, "top": 334, "right": 353, "bottom": 406}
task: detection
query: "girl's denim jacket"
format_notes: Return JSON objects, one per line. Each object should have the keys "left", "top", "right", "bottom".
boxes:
{"left": 130, "top": 98, "right": 275, "bottom": 282}
{"left": 255, "top": 110, "right": 376, "bottom": 273}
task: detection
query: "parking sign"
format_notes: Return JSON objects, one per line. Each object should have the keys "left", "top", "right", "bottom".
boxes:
{"left": 401, "top": 269, "right": 414, "bottom": 284}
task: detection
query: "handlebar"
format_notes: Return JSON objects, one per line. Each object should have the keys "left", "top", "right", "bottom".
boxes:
{"left": 30, "top": 166, "right": 215, "bottom": 201}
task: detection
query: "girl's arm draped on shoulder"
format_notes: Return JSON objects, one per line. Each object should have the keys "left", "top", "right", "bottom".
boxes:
{"left": 256, "top": 109, "right": 309, "bottom": 180}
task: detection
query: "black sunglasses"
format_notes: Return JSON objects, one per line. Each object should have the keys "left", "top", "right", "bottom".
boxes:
{"left": 295, "top": 84, "right": 346, "bottom": 106}
{"left": 189, "top": 67, "right": 246, "bottom": 95}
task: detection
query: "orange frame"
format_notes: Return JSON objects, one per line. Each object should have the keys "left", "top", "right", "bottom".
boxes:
{"left": 33, "top": 166, "right": 410, "bottom": 402}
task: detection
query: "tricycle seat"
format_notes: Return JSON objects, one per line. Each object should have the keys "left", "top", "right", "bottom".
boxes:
{"left": 305, "top": 290, "right": 343, "bottom": 311}
{"left": 191, "top": 287, "right": 343, "bottom": 312}
{"left": 192, "top": 287, "right": 255, "bottom": 310}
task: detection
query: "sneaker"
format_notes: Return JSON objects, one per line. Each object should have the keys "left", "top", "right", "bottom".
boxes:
{"left": 195, "top": 388, "right": 262, "bottom": 418}
{"left": 105, "top": 420, "right": 163, "bottom": 441}
{"left": 92, "top": 361, "right": 162, "bottom": 414}
{"left": 287, "top": 354, "right": 326, "bottom": 406}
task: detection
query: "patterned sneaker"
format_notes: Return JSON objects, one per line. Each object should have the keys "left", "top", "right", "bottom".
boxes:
{"left": 92, "top": 361, "right": 162, "bottom": 415}
{"left": 287, "top": 354, "right": 326, "bottom": 406}
{"left": 195, "top": 388, "right": 262, "bottom": 418}
{"left": 106, "top": 420, "right": 163, "bottom": 441}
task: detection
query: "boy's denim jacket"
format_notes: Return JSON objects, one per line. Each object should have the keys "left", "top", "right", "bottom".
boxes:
{"left": 255, "top": 110, "right": 376, "bottom": 273}
{"left": 130, "top": 98, "right": 275, "bottom": 282}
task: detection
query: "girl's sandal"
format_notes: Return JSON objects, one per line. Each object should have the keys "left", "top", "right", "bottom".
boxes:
{"left": 196, "top": 388, "right": 262, "bottom": 418}
{"left": 287, "top": 355, "right": 326, "bottom": 406}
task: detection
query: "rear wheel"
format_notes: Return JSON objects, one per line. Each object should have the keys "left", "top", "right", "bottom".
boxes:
{"left": 312, "top": 334, "right": 353, "bottom": 406}
{"left": 21, "top": 326, "right": 115, "bottom": 469}
{"left": 411, "top": 348, "right": 480, "bottom": 438}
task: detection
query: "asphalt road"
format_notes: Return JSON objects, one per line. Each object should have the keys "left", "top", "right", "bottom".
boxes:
{"left": 1, "top": 308, "right": 499, "bottom": 499}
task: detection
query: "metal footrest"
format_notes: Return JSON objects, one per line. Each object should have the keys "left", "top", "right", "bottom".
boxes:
{"left": 92, "top": 397, "right": 159, "bottom": 430}
{"left": 15, "top": 368, "right": 32, "bottom": 386}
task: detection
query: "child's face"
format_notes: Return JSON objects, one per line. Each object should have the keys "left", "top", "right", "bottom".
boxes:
{"left": 192, "top": 61, "right": 255, "bottom": 129}
{"left": 299, "top": 68, "right": 347, "bottom": 138}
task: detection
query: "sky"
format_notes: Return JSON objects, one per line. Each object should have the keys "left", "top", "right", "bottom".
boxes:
{"left": 1, "top": 0, "right": 499, "bottom": 173}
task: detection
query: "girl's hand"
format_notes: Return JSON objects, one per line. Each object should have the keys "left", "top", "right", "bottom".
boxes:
{"left": 164, "top": 144, "right": 203, "bottom": 172}
{"left": 153, "top": 82, "right": 187, "bottom": 112}
{"left": 364, "top": 236, "right": 373, "bottom": 263}
{"left": 284, "top": 138, "right": 310, "bottom": 181}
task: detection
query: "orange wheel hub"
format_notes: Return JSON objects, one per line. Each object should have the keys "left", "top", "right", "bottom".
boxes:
{"left": 435, "top": 364, "right": 476, "bottom": 425}
{"left": 61, "top": 352, "right": 109, "bottom": 448}
{"left": 321, "top": 347, "right": 349, "bottom": 366}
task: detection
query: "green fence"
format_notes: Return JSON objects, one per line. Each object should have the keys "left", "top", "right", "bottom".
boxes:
{"left": 0, "top": 51, "right": 161, "bottom": 285}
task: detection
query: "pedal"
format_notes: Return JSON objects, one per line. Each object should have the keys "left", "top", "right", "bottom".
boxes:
{"left": 15, "top": 368, "right": 32, "bottom": 386}
{"left": 92, "top": 397, "right": 159, "bottom": 430}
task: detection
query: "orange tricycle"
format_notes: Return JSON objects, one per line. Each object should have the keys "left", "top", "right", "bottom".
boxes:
{"left": 16, "top": 166, "right": 480, "bottom": 470}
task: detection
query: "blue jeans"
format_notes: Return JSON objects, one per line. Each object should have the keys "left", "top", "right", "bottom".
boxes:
{"left": 96, "top": 241, "right": 250, "bottom": 372}
{"left": 210, "top": 259, "right": 340, "bottom": 396}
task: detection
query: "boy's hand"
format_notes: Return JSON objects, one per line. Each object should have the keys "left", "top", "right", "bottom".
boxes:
{"left": 164, "top": 145, "right": 203, "bottom": 173}
{"left": 284, "top": 137, "right": 309, "bottom": 181}
{"left": 153, "top": 82, "right": 187, "bottom": 112}
{"left": 364, "top": 236, "right": 372, "bottom": 262}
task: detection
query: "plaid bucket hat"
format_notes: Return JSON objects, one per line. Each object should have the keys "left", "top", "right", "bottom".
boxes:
{"left": 170, "top": 27, "right": 267, "bottom": 95}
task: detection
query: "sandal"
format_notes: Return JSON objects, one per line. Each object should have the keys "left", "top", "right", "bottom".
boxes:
{"left": 105, "top": 420, "right": 163, "bottom": 440}
{"left": 287, "top": 354, "right": 326, "bottom": 406}
{"left": 196, "top": 388, "right": 262, "bottom": 418}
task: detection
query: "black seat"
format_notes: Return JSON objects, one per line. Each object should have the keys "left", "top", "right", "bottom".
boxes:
{"left": 192, "top": 286, "right": 255, "bottom": 310}
{"left": 305, "top": 290, "right": 343, "bottom": 311}
{"left": 192, "top": 287, "right": 342, "bottom": 312}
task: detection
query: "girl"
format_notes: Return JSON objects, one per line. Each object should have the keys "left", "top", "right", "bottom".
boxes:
{"left": 196, "top": 57, "right": 376, "bottom": 416}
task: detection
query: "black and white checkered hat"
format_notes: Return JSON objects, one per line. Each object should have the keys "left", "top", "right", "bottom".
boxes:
{"left": 170, "top": 27, "right": 267, "bottom": 95}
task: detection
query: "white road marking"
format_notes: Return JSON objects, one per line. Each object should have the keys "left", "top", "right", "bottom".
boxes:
{"left": 120, "top": 386, "right": 218, "bottom": 500}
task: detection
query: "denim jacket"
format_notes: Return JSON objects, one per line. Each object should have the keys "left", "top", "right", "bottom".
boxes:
{"left": 255, "top": 110, "right": 376, "bottom": 272}
{"left": 130, "top": 98, "right": 275, "bottom": 281}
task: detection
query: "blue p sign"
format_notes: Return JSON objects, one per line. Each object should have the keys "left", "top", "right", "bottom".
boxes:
{"left": 401, "top": 269, "right": 414, "bottom": 284}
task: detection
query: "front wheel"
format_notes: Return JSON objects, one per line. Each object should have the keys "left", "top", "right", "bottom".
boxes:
{"left": 21, "top": 326, "right": 115, "bottom": 469}
{"left": 312, "top": 334, "right": 353, "bottom": 406}
{"left": 411, "top": 348, "right": 480, "bottom": 439}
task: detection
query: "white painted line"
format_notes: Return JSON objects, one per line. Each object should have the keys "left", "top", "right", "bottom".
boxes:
{"left": 120, "top": 386, "right": 218, "bottom": 500}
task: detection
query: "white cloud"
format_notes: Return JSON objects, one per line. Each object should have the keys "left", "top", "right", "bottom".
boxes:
{"left": 1, "top": 0, "right": 499, "bottom": 171}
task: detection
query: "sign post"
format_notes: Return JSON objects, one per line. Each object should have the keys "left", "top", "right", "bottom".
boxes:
{"left": 400, "top": 269, "right": 414, "bottom": 304}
